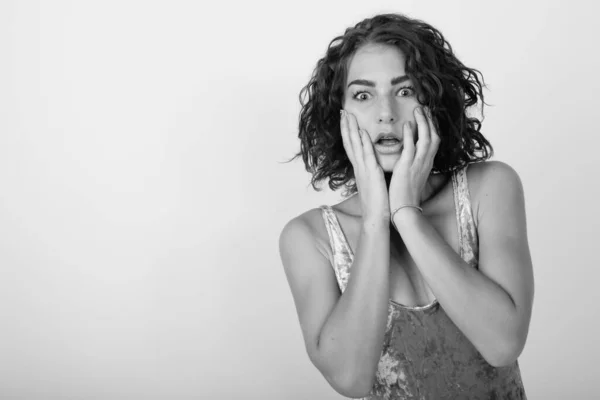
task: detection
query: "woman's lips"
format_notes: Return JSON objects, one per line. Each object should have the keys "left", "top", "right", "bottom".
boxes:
{"left": 375, "top": 140, "right": 402, "bottom": 154}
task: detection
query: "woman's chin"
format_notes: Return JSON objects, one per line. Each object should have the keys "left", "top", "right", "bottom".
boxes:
{"left": 376, "top": 154, "right": 401, "bottom": 172}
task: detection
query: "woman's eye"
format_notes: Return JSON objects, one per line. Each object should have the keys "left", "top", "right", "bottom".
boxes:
{"left": 352, "top": 87, "right": 414, "bottom": 101}
{"left": 353, "top": 91, "right": 370, "bottom": 101}
{"left": 398, "top": 87, "right": 415, "bottom": 97}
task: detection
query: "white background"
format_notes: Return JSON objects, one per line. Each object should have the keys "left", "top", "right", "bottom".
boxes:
{"left": 1, "top": 0, "right": 598, "bottom": 399}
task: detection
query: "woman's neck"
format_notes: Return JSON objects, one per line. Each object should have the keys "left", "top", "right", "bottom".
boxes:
{"left": 383, "top": 171, "right": 448, "bottom": 203}
{"left": 349, "top": 172, "right": 449, "bottom": 215}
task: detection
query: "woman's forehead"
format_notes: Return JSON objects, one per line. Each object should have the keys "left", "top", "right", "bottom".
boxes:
{"left": 346, "top": 44, "right": 407, "bottom": 83}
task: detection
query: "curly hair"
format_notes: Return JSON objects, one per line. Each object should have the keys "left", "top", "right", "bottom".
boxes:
{"left": 284, "top": 13, "right": 493, "bottom": 198}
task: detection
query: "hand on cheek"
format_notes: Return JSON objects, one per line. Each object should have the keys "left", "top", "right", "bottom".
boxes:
{"left": 388, "top": 106, "right": 441, "bottom": 216}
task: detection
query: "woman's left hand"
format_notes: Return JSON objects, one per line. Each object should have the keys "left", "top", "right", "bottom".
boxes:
{"left": 388, "top": 106, "right": 441, "bottom": 212}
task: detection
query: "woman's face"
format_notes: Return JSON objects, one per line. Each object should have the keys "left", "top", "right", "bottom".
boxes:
{"left": 342, "top": 43, "right": 421, "bottom": 172}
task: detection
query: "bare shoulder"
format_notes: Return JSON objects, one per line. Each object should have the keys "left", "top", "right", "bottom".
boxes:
{"left": 467, "top": 160, "right": 523, "bottom": 193}
{"left": 466, "top": 160, "right": 525, "bottom": 223}
{"left": 278, "top": 206, "right": 334, "bottom": 268}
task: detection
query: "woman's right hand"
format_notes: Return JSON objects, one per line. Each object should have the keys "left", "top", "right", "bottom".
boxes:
{"left": 340, "top": 110, "right": 390, "bottom": 225}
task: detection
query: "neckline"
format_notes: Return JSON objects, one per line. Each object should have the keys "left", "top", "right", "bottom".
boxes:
{"left": 324, "top": 204, "right": 441, "bottom": 311}
{"left": 323, "top": 168, "right": 467, "bottom": 311}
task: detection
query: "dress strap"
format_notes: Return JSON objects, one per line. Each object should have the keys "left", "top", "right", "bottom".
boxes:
{"left": 451, "top": 165, "right": 479, "bottom": 267}
{"left": 319, "top": 205, "right": 353, "bottom": 291}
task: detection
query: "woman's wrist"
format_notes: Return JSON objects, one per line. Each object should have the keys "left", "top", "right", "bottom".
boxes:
{"left": 362, "top": 215, "right": 391, "bottom": 232}
{"left": 391, "top": 205, "right": 423, "bottom": 231}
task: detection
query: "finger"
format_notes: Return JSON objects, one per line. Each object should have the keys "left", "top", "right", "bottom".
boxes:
{"left": 340, "top": 110, "right": 357, "bottom": 166}
{"left": 424, "top": 107, "right": 441, "bottom": 160}
{"left": 359, "top": 128, "right": 378, "bottom": 167}
{"left": 346, "top": 112, "right": 365, "bottom": 168}
{"left": 400, "top": 121, "right": 415, "bottom": 165}
{"left": 413, "top": 106, "right": 431, "bottom": 166}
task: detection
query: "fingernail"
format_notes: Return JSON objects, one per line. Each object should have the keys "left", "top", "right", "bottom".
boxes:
{"left": 415, "top": 107, "right": 422, "bottom": 115}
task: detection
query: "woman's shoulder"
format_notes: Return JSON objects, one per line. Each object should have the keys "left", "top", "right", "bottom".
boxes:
{"left": 466, "top": 160, "right": 523, "bottom": 193}
{"left": 287, "top": 204, "right": 329, "bottom": 228}
{"left": 286, "top": 194, "right": 358, "bottom": 228}
{"left": 279, "top": 205, "right": 336, "bottom": 262}
{"left": 465, "top": 160, "right": 525, "bottom": 221}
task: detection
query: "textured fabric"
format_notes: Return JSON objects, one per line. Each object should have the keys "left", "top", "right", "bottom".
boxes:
{"left": 319, "top": 165, "right": 527, "bottom": 400}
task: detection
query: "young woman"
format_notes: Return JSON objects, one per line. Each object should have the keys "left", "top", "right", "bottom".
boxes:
{"left": 279, "top": 13, "right": 534, "bottom": 399}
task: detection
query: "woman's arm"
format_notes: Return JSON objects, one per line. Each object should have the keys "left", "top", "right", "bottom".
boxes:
{"left": 279, "top": 215, "right": 390, "bottom": 397}
{"left": 392, "top": 161, "right": 534, "bottom": 367}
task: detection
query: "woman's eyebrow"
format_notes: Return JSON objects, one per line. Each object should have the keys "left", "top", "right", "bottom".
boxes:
{"left": 347, "top": 75, "right": 409, "bottom": 88}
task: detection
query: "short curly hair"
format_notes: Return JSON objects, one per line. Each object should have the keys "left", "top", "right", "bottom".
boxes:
{"left": 285, "top": 13, "right": 493, "bottom": 197}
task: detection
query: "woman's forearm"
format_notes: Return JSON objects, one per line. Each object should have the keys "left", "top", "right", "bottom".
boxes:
{"left": 316, "top": 219, "right": 390, "bottom": 395}
{"left": 393, "top": 210, "right": 524, "bottom": 367}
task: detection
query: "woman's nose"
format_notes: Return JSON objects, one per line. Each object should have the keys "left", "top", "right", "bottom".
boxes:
{"left": 378, "top": 114, "right": 396, "bottom": 123}
{"left": 377, "top": 98, "right": 396, "bottom": 123}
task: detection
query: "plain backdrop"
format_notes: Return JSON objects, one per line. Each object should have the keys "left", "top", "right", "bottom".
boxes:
{"left": 1, "top": 0, "right": 599, "bottom": 399}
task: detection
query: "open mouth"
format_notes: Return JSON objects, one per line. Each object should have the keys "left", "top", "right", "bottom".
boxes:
{"left": 376, "top": 138, "right": 401, "bottom": 146}
{"left": 375, "top": 138, "right": 402, "bottom": 154}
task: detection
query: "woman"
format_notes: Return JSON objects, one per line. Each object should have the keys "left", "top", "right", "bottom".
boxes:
{"left": 279, "top": 13, "right": 534, "bottom": 399}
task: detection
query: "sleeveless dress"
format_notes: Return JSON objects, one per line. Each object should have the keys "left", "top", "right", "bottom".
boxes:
{"left": 319, "top": 165, "right": 527, "bottom": 400}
